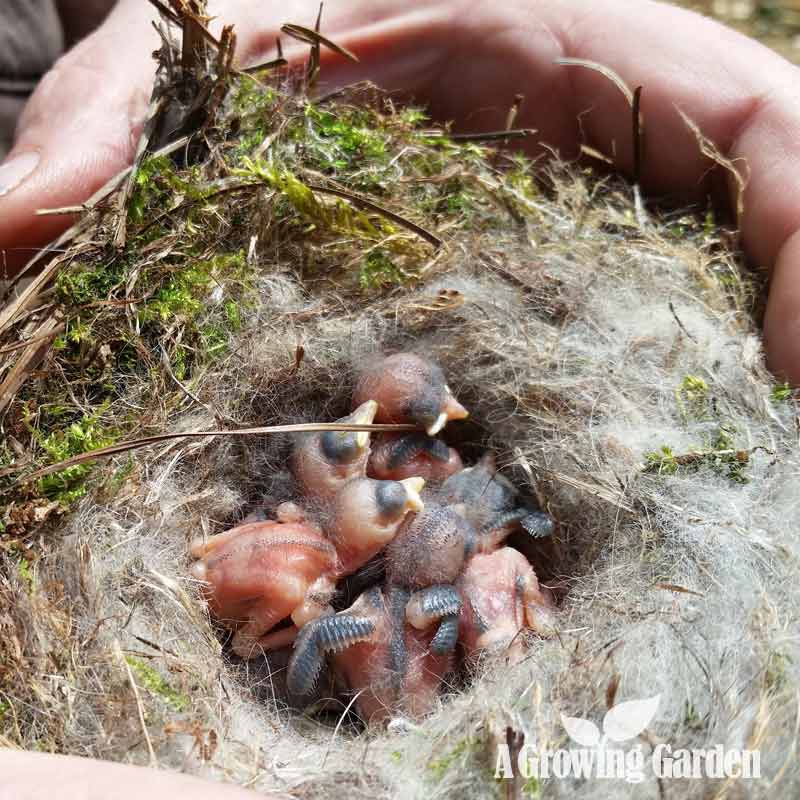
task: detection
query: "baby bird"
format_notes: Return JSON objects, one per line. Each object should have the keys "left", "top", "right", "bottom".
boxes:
{"left": 287, "top": 585, "right": 452, "bottom": 723}
{"left": 291, "top": 400, "right": 377, "bottom": 501}
{"left": 189, "top": 510, "right": 337, "bottom": 657}
{"left": 441, "top": 453, "right": 555, "bottom": 552}
{"left": 191, "top": 477, "right": 425, "bottom": 657}
{"left": 353, "top": 352, "right": 468, "bottom": 435}
{"left": 328, "top": 475, "right": 425, "bottom": 576}
{"left": 367, "top": 432, "right": 463, "bottom": 483}
{"left": 458, "top": 547, "right": 555, "bottom": 662}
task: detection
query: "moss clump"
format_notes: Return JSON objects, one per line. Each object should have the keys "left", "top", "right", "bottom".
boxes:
{"left": 300, "top": 104, "right": 388, "bottom": 176}
{"left": 125, "top": 657, "right": 189, "bottom": 712}
{"left": 426, "top": 736, "right": 480, "bottom": 782}
{"left": 27, "top": 404, "right": 117, "bottom": 506}
{"left": 55, "top": 259, "right": 127, "bottom": 306}
{"left": 358, "top": 248, "right": 406, "bottom": 291}
{"left": 644, "top": 425, "right": 752, "bottom": 484}
{"left": 675, "top": 374, "right": 710, "bottom": 420}
{"left": 770, "top": 382, "right": 793, "bottom": 404}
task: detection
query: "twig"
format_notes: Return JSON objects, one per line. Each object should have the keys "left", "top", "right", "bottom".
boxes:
{"left": 426, "top": 128, "right": 536, "bottom": 143}
{"left": 668, "top": 300, "right": 697, "bottom": 342}
{"left": 0, "top": 323, "right": 66, "bottom": 355}
{"left": 280, "top": 22, "right": 359, "bottom": 65}
{"left": 632, "top": 85, "right": 644, "bottom": 185}
{"left": 0, "top": 317, "right": 63, "bottom": 415}
{"left": 555, "top": 57, "right": 634, "bottom": 105}
{"left": 304, "top": 180, "right": 442, "bottom": 248}
{"left": 113, "top": 96, "right": 168, "bottom": 249}
{"left": 678, "top": 108, "right": 749, "bottom": 226}
{"left": 504, "top": 93, "right": 524, "bottom": 133}
{"left": 120, "top": 643, "right": 158, "bottom": 767}
{"left": 6, "top": 421, "right": 419, "bottom": 488}
{"left": 240, "top": 56, "right": 288, "bottom": 74}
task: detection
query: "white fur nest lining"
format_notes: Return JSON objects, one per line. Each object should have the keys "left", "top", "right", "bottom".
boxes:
{"left": 5, "top": 164, "right": 798, "bottom": 800}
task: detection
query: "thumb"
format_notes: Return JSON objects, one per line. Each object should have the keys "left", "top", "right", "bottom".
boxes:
{"left": 0, "top": 0, "right": 157, "bottom": 274}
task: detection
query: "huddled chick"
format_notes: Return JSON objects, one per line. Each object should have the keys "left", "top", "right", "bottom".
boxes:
{"left": 190, "top": 352, "right": 555, "bottom": 723}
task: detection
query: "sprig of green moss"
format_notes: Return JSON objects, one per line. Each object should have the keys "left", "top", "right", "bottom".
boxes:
{"left": 26, "top": 403, "right": 117, "bottom": 506}
{"left": 125, "top": 656, "right": 189, "bottom": 712}
{"left": 644, "top": 426, "right": 752, "bottom": 484}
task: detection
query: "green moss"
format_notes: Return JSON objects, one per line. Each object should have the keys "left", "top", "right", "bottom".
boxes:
{"left": 683, "top": 700, "right": 704, "bottom": 731}
{"left": 300, "top": 104, "right": 388, "bottom": 181}
{"left": 200, "top": 322, "right": 230, "bottom": 357}
{"left": 55, "top": 259, "right": 126, "bottom": 306}
{"left": 644, "top": 445, "right": 680, "bottom": 476}
{"left": 398, "top": 106, "right": 428, "bottom": 126}
{"left": 125, "top": 656, "right": 189, "bottom": 712}
{"left": 765, "top": 650, "right": 792, "bottom": 692}
{"left": 676, "top": 375, "right": 710, "bottom": 420}
{"left": 427, "top": 736, "right": 478, "bottom": 782}
{"left": 770, "top": 382, "right": 793, "bottom": 404}
{"left": 358, "top": 249, "right": 407, "bottom": 291}
{"left": 27, "top": 403, "right": 117, "bottom": 506}
{"left": 644, "top": 425, "right": 751, "bottom": 484}
{"left": 224, "top": 299, "right": 242, "bottom": 330}
{"left": 16, "top": 557, "right": 33, "bottom": 588}
{"left": 522, "top": 776, "right": 542, "bottom": 798}
{"left": 232, "top": 80, "right": 276, "bottom": 119}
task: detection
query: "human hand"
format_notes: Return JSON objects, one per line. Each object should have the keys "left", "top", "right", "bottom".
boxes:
{"left": 2, "top": 0, "right": 799, "bottom": 381}
{"left": 0, "top": 749, "right": 270, "bottom": 800}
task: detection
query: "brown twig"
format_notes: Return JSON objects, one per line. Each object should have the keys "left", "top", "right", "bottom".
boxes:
{"left": 0, "top": 323, "right": 66, "bottom": 355}
{"left": 5, "top": 421, "right": 419, "bottom": 489}
{"left": 555, "top": 57, "right": 634, "bottom": 105}
{"left": 426, "top": 128, "right": 537, "bottom": 143}
{"left": 304, "top": 180, "right": 443, "bottom": 249}
{"left": 632, "top": 85, "right": 644, "bottom": 185}
{"left": 281, "top": 21, "right": 359, "bottom": 65}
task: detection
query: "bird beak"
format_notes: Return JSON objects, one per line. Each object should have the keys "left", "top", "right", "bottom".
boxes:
{"left": 350, "top": 399, "right": 378, "bottom": 447}
{"left": 425, "top": 390, "right": 469, "bottom": 435}
{"left": 443, "top": 392, "right": 469, "bottom": 421}
{"left": 400, "top": 476, "right": 425, "bottom": 512}
{"left": 426, "top": 412, "right": 449, "bottom": 436}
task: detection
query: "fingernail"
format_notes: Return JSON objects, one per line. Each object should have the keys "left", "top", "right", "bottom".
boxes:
{"left": 0, "top": 151, "right": 39, "bottom": 198}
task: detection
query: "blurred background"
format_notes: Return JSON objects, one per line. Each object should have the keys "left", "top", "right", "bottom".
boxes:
{"left": 679, "top": 0, "right": 800, "bottom": 62}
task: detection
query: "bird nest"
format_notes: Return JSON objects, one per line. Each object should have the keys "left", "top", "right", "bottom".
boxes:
{"left": 0, "top": 4, "right": 797, "bottom": 799}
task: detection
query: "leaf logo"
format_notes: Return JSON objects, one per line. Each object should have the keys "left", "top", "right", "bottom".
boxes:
{"left": 561, "top": 695, "right": 660, "bottom": 747}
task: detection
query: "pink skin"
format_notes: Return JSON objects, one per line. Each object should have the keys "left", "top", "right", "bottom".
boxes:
{"left": 0, "top": 751, "right": 273, "bottom": 800}
{"left": 327, "top": 475, "right": 425, "bottom": 576}
{"left": 458, "top": 547, "right": 555, "bottom": 661}
{"left": 353, "top": 353, "right": 468, "bottom": 435}
{"left": 290, "top": 402, "right": 377, "bottom": 503}
{"left": 3, "top": 1, "right": 800, "bottom": 380}
{"left": 192, "top": 479, "right": 423, "bottom": 655}
{"left": 190, "top": 517, "right": 338, "bottom": 657}
{"left": 331, "top": 591, "right": 452, "bottom": 722}
{"left": 367, "top": 433, "right": 464, "bottom": 483}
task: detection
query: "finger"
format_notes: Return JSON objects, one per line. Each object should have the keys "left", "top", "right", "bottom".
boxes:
{"left": 764, "top": 232, "right": 800, "bottom": 380}
{"left": 0, "top": 750, "right": 268, "bottom": 800}
{"left": 0, "top": 0, "right": 156, "bottom": 272}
